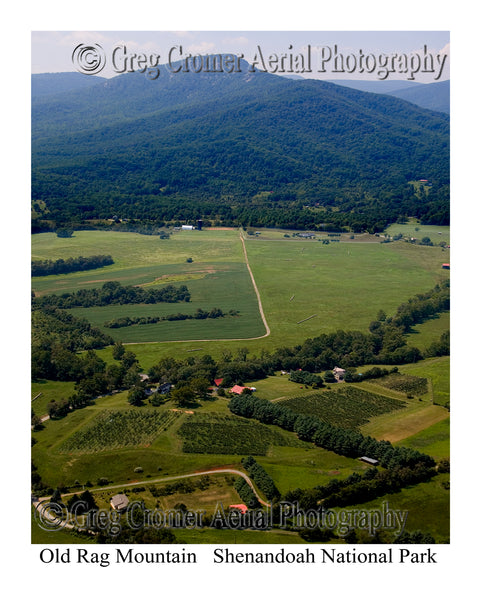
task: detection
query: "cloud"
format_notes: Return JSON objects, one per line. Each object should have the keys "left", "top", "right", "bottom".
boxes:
{"left": 184, "top": 41, "right": 217, "bottom": 55}
{"left": 57, "top": 31, "right": 111, "bottom": 47}
{"left": 222, "top": 36, "right": 250, "bottom": 46}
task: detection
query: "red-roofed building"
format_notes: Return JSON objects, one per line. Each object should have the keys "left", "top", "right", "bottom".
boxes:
{"left": 229, "top": 504, "right": 248, "bottom": 514}
{"left": 214, "top": 378, "right": 224, "bottom": 387}
{"left": 442, "top": 263, "right": 450, "bottom": 269}
{"left": 230, "top": 385, "right": 246, "bottom": 394}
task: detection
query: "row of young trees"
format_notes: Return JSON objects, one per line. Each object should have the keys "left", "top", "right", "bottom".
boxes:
{"left": 229, "top": 394, "right": 435, "bottom": 470}
{"left": 32, "top": 254, "right": 114, "bottom": 277}
{"left": 241, "top": 456, "right": 280, "bottom": 501}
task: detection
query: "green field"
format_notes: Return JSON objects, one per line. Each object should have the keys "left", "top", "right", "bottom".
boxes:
{"left": 278, "top": 386, "right": 406, "bottom": 430}
{"left": 178, "top": 413, "right": 305, "bottom": 455}
{"left": 405, "top": 312, "right": 449, "bottom": 351}
{"left": 384, "top": 219, "right": 451, "bottom": 245}
{"left": 66, "top": 263, "right": 265, "bottom": 342}
{"left": 31, "top": 228, "right": 450, "bottom": 543}
{"left": 31, "top": 390, "right": 366, "bottom": 493}
{"left": 32, "top": 229, "right": 449, "bottom": 357}
{"left": 59, "top": 409, "right": 181, "bottom": 453}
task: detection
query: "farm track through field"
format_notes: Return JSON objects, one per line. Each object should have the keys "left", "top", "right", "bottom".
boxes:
{"left": 124, "top": 231, "right": 271, "bottom": 345}
{"left": 34, "top": 467, "right": 271, "bottom": 508}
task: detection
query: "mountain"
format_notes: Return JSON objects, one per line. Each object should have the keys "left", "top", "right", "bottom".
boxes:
{"left": 327, "top": 79, "right": 424, "bottom": 93}
{"left": 31, "top": 63, "right": 450, "bottom": 231}
{"left": 31, "top": 72, "right": 107, "bottom": 99}
{"left": 386, "top": 80, "right": 449, "bottom": 114}
{"left": 327, "top": 79, "right": 449, "bottom": 114}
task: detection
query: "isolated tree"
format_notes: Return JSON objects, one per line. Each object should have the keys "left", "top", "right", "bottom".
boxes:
{"left": 56, "top": 228, "right": 74, "bottom": 238}
{"left": 112, "top": 341, "right": 126, "bottom": 361}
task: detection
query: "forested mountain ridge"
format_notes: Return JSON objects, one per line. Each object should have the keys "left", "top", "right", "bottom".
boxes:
{"left": 31, "top": 62, "right": 449, "bottom": 231}
{"left": 327, "top": 79, "right": 450, "bottom": 114}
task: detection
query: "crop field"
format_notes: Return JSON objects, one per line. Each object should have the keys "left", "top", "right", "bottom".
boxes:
{"left": 278, "top": 386, "right": 406, "bottom": 430}
{"left": 178, "top": 413, "right": 305, "bottom": 455}
{"left": 59, "top": 409, "right": 181, "bottom": 453}
{"left": 373, "top": 372, "right": 429, "bottom": 396}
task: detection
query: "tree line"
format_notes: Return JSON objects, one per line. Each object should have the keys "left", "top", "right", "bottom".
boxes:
{"left": 33, "top": 280, "right": 191, "bottom": 309}
{"left": 103, "top": 307, "right": 238, "bottom": 328}
{"left": 229, "top": 394, "right": 435, "bottom": 470}
{"left": 32, "top": 255, "right": 114, "bottom": 277}
{"left": 241, "top": 456, "right": 280, "bottom": 501}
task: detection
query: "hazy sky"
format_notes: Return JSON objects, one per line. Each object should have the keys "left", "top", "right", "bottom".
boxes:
{"left": 31, "top": 31, "right": 450, "bottom": 82}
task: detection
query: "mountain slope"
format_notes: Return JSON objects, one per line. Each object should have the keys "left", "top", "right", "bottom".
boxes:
{"left": 31, "top": 72, "right": 107, "bottom": 100}
{"left": 386, "top": 80, "right": 449, "bottom": 114}
{"left": 327, "top": 79, "right": 449, "bottom": 114}
{"left": 31, "top": 66, "right": 450, "bottom": 230}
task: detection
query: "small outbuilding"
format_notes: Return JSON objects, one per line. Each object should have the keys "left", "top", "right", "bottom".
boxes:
{"left": 359, "top": 456, "right": 380, "bottom": 466}
{"left": 110, "top": 493, "right": 129, "bottom": 511}
{"left": 442, "top": 263, "right": 450, "bottom": 270}
{"left": 333, "top": 366, "right": 346, "bottom": 382}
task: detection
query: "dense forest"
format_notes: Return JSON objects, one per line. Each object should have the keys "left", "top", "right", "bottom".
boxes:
{"left": 31, "top": 66, "right": 449, "bottom": 233}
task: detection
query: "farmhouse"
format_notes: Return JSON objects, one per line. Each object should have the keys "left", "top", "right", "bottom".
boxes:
{"left": 333, "top": 366, "right": 346, "bottom": 382}
{"left": 230, "top": 385, "right": 247, "bottom": 394}
{"left": 110, "top": 493, "right": 129, "bottom": 511}
{"left": 359, "top": 456, "right": 380, "bottom": 466}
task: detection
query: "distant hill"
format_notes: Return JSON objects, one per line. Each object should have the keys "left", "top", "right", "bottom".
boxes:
{"left": 327, "top": 79, "right": 424, "bottom": 93}
{"left": 31, "top": 72, "right": 107, "bottom": 99}
{"left": 327, "top": 79, "right": 449, "bottom": 114}
{"left": 386, "top": 80, "right": 449, "bottom": 114}
{"left": 31, "top": 64, "right": 449, "bottom": 231}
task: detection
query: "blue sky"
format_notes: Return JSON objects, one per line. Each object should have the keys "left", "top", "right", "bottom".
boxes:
{"left": 32, "top": 30, "right": 450, "bottom": 82}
